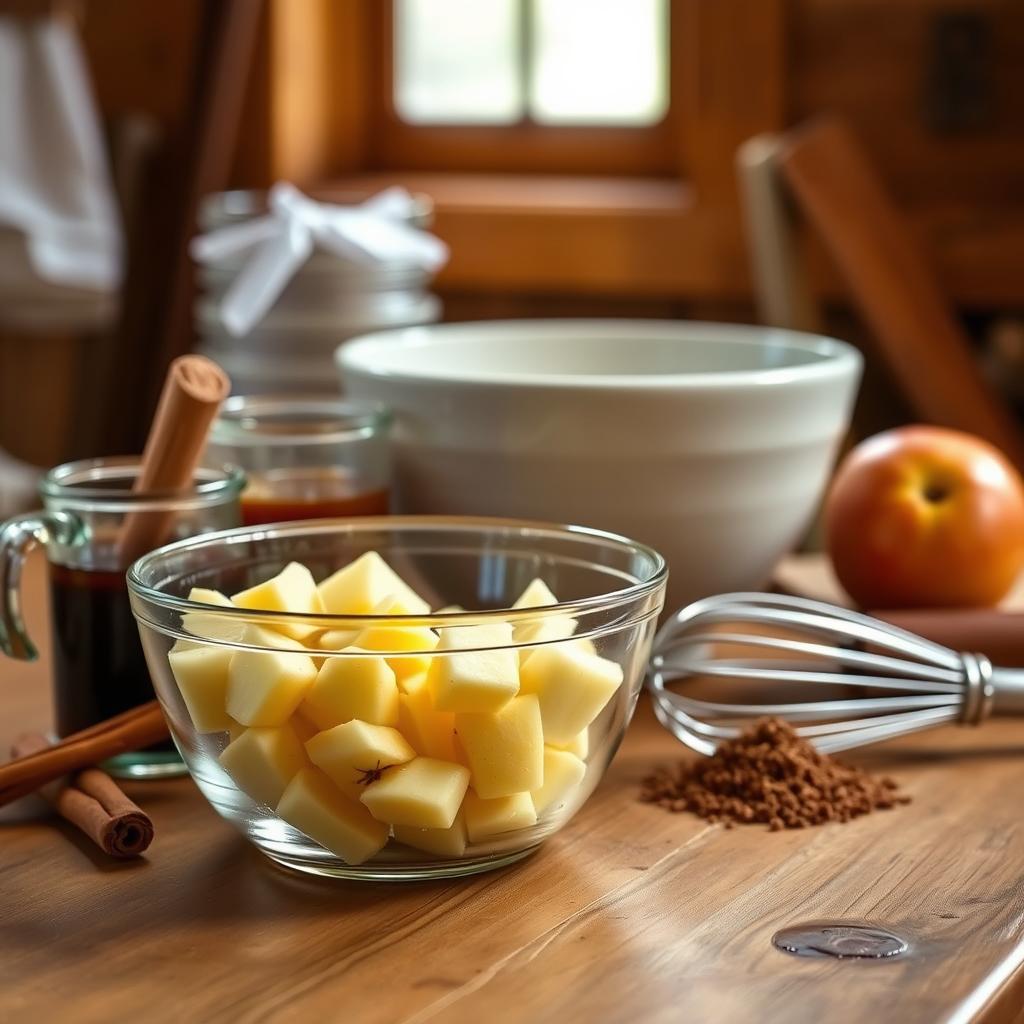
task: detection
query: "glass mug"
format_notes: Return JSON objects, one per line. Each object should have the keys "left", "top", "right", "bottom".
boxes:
{"left": 0, "top": 457, "right": 245, "bottom": 777}
{"left": 205, "top": 395, "right": 392, "bottom": 526}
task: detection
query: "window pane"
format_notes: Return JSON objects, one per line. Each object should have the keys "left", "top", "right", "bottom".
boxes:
{"left": 394, "top": 0, "right": 523, "bottom": 124}
{"left": 530, "top": 0, "right": 668, "bottom": 125}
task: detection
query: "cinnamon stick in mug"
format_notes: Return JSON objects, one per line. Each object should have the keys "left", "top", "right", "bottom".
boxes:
{"left": 118, "top": 355, "right": 231, "bottom": 562}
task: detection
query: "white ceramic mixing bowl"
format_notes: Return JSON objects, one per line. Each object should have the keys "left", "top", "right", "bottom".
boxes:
{"left": 337, "top": 320, "right": 862, "bottom": 608}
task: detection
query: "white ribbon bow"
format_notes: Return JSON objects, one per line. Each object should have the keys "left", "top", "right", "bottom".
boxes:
{"left": 190, "top": 182, "right": 449, "bottom": 337}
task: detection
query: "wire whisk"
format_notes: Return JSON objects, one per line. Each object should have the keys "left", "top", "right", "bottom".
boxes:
{"left": 648, "top": 592, "right": 1024, "bottom": 756}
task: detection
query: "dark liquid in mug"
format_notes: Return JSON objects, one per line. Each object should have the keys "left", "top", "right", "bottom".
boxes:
{"left": 48, "top": 563, "right": 171, "bottom": 747}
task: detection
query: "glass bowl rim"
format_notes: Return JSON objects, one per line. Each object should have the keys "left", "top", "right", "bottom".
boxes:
{"left": 127, "top": 514, "right": 668, "bottom": 629}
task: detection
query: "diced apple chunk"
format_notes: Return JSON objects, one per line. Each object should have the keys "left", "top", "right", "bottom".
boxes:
{"left": 277, "top": 768, "right": 389, "bottom": 865}
{"left": 181, "top": 587, "right": 246, "bottom": 645}
{"left": 219, "top": 724, "right": 308, "bottom": 807}
{"left": 454, "top": 694, "right": 544, "bottom": 799}
{"left": 463, "top": 790, "right": 537, "bottom": 843}
{"left": 354, "top": 622, "right": 438, "bottom": 685}
{"left": 393, "top": 812, "right": 468, "bottom": 859}
{"left": 398, "top": 683, "right": 458, "bottom": 761}
{"left": 240, "top": 624, "right": 308, "bottom": 651}
{"left": 317, "top": 551, "right": 430, "bottom": 616}
{"left": 512, "top": 578, "right": 559, "bottom": 610}
{"left": 398, "top": 670, "right": 428, "bottom": 696}
{"left": 519, "top": 645, "right": 623, "bottom": 746}
{"left": 302, "top": 650, "right": 399, "bottom": 730}
{"left": 512, "top": 578, "right": 579, "bottom": 663}
{"left": 532, "top": 747, "right": 586, "bottom": 815}
{"left": 315, "top": 628, "right": 359, "bottom": 651}
{"left": 231, "top": 562, "right": 324, "bottom": 640}
{"left": 360, "top": 757, "right": 470, "bottom": 829}
{"left": 290, "top": 708, "right": 320, "bottom": 742}
{"left": 305, "top": 720, "right": 415, "bottom": 798}
{"left": 427, "top": 622, "right": 519, "bottom": 713}
{"left": 168, "top": 644, "right": 234, "bottom": 733}
{"left": 226, "top": 645, "right": 317, "bottom": 726}
{"left": 551, "top": 728, "right": 589, "bottom": 760}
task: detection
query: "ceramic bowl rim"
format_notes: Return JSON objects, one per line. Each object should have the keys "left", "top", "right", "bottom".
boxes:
{"left": 335, "top": 319, "right": 863, "bottom": 391}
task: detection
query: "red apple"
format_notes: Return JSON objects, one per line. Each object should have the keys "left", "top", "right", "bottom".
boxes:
{"left": 824, "top": 426, "right": 1024, "bottom": 608}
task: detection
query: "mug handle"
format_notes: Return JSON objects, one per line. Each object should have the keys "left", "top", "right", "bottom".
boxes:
{"left": 0, "top": 511, "right": 80, "bottom": 660}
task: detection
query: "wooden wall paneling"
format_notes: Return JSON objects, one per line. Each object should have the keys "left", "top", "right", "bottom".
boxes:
{"left": 790, "top": 0, "right": 1024, "bottom": 206}
{"left": 0, "top": 335, "right": 80, "bottom": 467}
{"left": 80, "top": 1, "right": 201, "bottom": 132}
{"left": 676, "top": 0, "right": 787, "bottom": 206}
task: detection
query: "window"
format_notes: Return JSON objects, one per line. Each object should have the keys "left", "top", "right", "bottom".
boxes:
{"left": 368, "top": 0, "right": 678, "bottom": 176}
{"left": 394, "top": 0, "right": 669, "bottom": 126}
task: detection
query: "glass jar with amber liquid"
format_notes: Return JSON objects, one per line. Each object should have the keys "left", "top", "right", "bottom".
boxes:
{"left": 207, "top": 396, "right": 391, "bottom": 525}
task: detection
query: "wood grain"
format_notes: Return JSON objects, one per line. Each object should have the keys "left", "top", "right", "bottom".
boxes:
{"left": 2, "top": 555, "right": 1024, "bottom": 1023}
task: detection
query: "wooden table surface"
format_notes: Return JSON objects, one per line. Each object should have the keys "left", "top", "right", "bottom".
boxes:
{"left": 2, "top": 553, "right": 1024, "bottom": 1024}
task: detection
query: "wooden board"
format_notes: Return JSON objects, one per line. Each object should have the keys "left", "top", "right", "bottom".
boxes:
{"left": 1, "top": 553, "right": 1024, "bottom": 1023}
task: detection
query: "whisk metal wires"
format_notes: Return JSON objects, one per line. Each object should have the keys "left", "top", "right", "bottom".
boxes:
{"left": 648, "top": 592, "right": 1024, "bottom": 756}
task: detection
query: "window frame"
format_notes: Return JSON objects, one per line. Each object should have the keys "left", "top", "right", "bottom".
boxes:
{"left": 364, "top": 0, "right": 683, "bottom": 177}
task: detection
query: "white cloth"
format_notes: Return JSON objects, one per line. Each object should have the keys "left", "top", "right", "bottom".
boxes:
{"left": 0, "top": 15, "right": 122, "bottom": 294}
{"left": 191, "top": 183, "right": 449, "bottom": 337}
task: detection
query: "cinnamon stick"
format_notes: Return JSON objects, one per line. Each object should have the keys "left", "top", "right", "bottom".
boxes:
{"left": 118, "top": 355, "right": 231, "bottom": 563}
{"left": 0, "top": 701, "right": 169, "bottom": 808}
{"left": 11, "top": 734, "right": 155, "bottom": 858}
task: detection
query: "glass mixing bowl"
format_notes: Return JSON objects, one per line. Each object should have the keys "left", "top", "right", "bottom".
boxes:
{"left": 128, "top": 517, "right": 667, "bottom": 880}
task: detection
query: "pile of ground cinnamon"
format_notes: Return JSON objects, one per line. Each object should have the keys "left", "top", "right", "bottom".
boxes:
{"left": 640, "top": 717, "right": 909, "bottom": 830}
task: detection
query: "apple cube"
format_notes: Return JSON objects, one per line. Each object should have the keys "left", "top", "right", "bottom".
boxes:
{"left": 305, "top": 720, "right": 415, "bottom": 798}
{"left": 393, "top": 811, "right": 468, "bottom": 859}
{"left": 354, "top": 622, "right": 438, "bottom": 685}
{"left": 359, "top": 757, "right": 470, "bottom": 829}
{"left": 219, "top": 723, "right": 308, "bottom": 808}
{"left": 315, "top": 628, "right": 359, "bottom": 650}
{"left": 277, "top": 768, "right": 389, "bottom": 865}
{"left": 226, "top": 644, "right": 317, "bottom": 727}
{"left": 168, "top": 644, "right": 234, "bottom": 733}
{"left": 551, "top": 728, "right": 589, "bottom": 760}
{"left": 398, "top": 683, "right": 458, "bottom": 761}
{"left": 398, "top": 670, "right": 428, "bottom": 696}
{"left": 532, "top": 747, "right": 586, "bottom": 815}
{"left": 463, "top": 790, "right": 537, "bottom": 843}
{"left": 512, "top": 578, "right": 579, "bottom": 662}
{"left": 317, "top": 551, "right": 430, "bottom": 616}
{"left": 513, "top": 578, "right": 559, "bottom": 610}
{"left": 519, "top": 645, "right": 623, "bottom": 746}
{"left": 231, "top": 562, "right": 324, "bottom": 640}
{"left": 302, "top": 650, "right": 399, "bottom": 730}
{"left": 454, "top": 694, "right": 544, "bottom": 799}
{"left": 239, "top": 624, "right": 308, "bottom": 651}
{"left": 181, "top": 587, "right": 246, "bottom": 646}
{"left": 427, "top": 622, "right": 519, "bottom": 713}
{"left": 290, "top": 708, "right": 320, "bottom": 742}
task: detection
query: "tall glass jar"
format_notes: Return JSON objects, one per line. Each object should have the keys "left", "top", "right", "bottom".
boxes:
{"left": 206, "top": 395, "right": 392, "bottom": 526}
